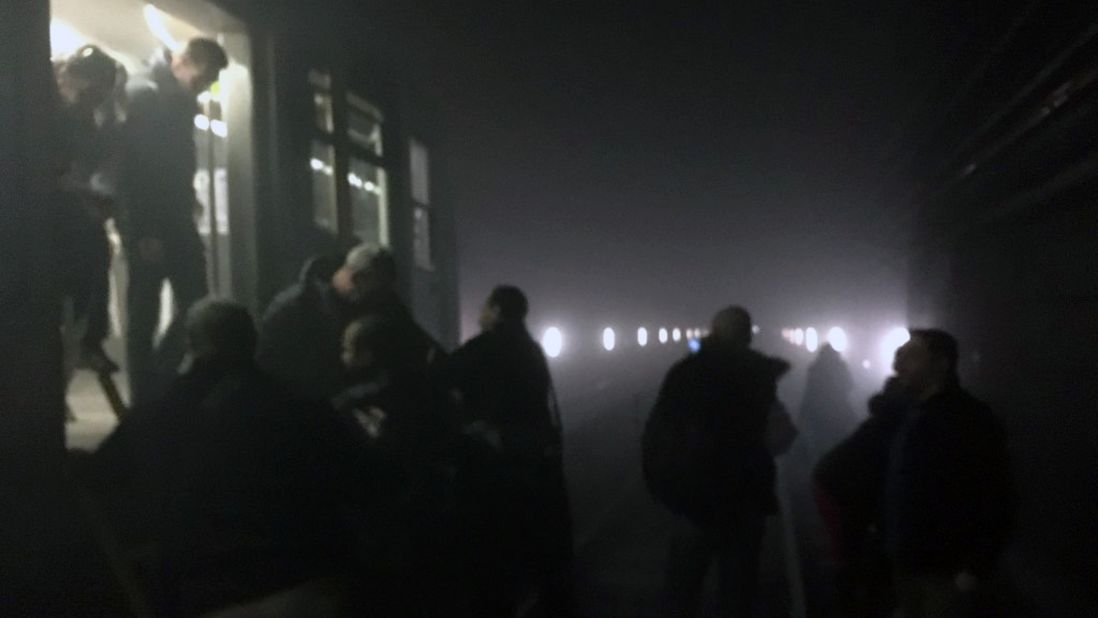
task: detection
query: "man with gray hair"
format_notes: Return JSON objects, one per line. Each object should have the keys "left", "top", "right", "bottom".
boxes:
{"left": 258, "top": 244, "right": 441, "bottom": 400}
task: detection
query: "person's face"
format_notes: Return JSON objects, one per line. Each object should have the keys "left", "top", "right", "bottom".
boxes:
{"left": 478, "top": 301, "right": 501, "bottom": 332}
{"left": 57, "top": 70, "right": 108, "bottom": 110}
{"left": 893, "top": 337, "right": 945, "bottom": 395}
{"left": 172, "top": 53, "right": 217, "bottom": 95}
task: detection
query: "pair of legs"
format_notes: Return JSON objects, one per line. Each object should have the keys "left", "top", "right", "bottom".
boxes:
{"left": 664, "top": 510, "right": 767, "bottom": 617}
{"left": 126, "top": 231, "right": 207, "bottom": 406}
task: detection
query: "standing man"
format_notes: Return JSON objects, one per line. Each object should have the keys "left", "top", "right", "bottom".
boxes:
{"left": 643, "top": 305, "right": 790, "bottom": 617}
{"left": 118, "top": 38, "right": 228, "bottom": 405}
{"left": 885, "top": 329, "right": 1013, "bottom": 618}
{"left": 447, "top": 285, "right": 574, "bottom": 617}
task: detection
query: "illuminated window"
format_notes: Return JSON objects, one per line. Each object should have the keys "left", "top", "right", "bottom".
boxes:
{"left": 348, "top": 158, "right": 388, "bottom": 247}
{"left": 310, "top": 70, "right": 333, "bottom": 134}
{"left": 310, "top": 141, "right": 336, "bottom": 233}
{"left": 348, "top": 93, "right": 383, "bottom": 156}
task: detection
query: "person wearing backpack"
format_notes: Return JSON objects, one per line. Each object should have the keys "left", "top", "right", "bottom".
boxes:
{"left": 643, "top": 305, "right": 790, "bottom": 617}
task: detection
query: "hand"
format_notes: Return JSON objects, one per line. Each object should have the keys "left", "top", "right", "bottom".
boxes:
{"left": 137, "top": 237, "right": 164, "bottom": 264}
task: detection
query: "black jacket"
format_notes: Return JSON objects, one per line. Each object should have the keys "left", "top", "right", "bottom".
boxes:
{"left": 258, "top": 254, "right": 442, "bottom": 401}
{"left": 884, "top": 384, "right": 1013, "bottom": 575}
{"left": 90, "top": 362, "right": 372, "bottom": 615}
{"left": 648, "top": 341, "right": 790, "bottom": 520}
{"left": 117, "top": 50, "right": 198, "bottom": 244}
{"left": 813, "top": 382, "right": 911, "bottom": 551}
{"left": 447, "top": 322, "right": 560, "bottom": 459}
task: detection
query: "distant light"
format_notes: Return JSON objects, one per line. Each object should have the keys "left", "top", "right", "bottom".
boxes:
{"left": 793, "top": 328, "right": 805, "bottom": 346}
{"left": 806, "top": 327, "right": 819, "bottom": 353}
{"left": 880, "top": 327, "right": 910, "bottom": 367}
{"left": 827, "top": 327, "right": 849, "bottom": 353}
{"left": 194, "top": 114, "right": 211, "bottom": 131}
{"left": 672, "top": 328, "right": 682, "bottom": 342}
{"left": 50, "top": 20, "right": 85, "bottom": 57}
{"left": 637, "top": 327, "right": 649, "bottom": 347}
{"left": 541, "top": 327, "right": 564, "bottom": 359}
{"left": 210, "top": 119, "right": 228, "bottom": 138}
{"left": 348, "top": 173, "right": 364, "bottom": 189}
{"left": 687, "top": 338, "right": 702, "bottom": 353}
{"left": 862, "top": 360, "right": 872, "bottom": 370}
{"left": 659, "top": 328, "right": 669, "bottom": 344}
{"left": 197, "top": 91, "right": 213, "bottom": 105}
{"left": 752, "top": 325, "right": 761, "bottom": 335}
{"left": 144, "top": 4, "right": 182, "bottom": 51}
{"left": 602, "top": 327, "right": 616, "bottom": 352}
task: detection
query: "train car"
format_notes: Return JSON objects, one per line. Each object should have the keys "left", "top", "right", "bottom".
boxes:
{"left": 44, "top": 0, "right": 459, "bottom": 430}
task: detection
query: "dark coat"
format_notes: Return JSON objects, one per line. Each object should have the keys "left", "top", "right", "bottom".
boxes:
{"left": 447, "top": 322, "right": 560, "bottom": 459}
{"left": 884, "top": 384, "right": 1013, "bottom": 576}
{"left": 257, "top": 254, "right": 442, "bottom": 401}
{"left": 89, "top": 361, "right": 373, "bottom": 615}
{"left": 813, "top": 382, "right": 911, "bottom": 559}
{"left": 647, "top": 341, "right": 790, "bottom": 521}
{"left": 117, "top": 50, "right": 199, "bottom": 245}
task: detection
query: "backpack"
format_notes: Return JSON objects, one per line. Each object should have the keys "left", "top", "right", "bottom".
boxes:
{"left": 642, "top": 354, "right": 776, "bottom": 523}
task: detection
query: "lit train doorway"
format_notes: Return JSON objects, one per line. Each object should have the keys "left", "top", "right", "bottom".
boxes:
{"left": 52, "top": 0, "right": 255, "bottom": 421}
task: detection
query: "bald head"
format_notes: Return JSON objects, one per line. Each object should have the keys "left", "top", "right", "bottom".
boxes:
{"left": 710, "top": 306, "right": 753, "bottom": 348}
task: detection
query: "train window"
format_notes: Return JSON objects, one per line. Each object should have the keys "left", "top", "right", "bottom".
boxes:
{"left": 413, "top": 207, "right": 432, "bottom": 269}
{"left": 348, "top": 157, "right": 389, "bottom": 247}
{"left": 347, "top": 93, "right": 383, "bottom": 156}
{"left": 410, "top": 139, "right": 430, "bottom": 205}
{"left": 310, "top": 141, "right": 337, "bottom": 233}
{"left": 310, "top": 70, "right": 334, "bottom": 134}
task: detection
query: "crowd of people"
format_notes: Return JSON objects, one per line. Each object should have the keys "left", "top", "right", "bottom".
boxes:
{"left": 51, "top": 37, "right": 1014, "bottom": 618}
{"left": 642, "top": 307, "right": 1014, "bottom": 618}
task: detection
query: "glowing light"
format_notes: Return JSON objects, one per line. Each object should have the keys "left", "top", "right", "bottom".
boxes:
{"left": 793, "top": 329, "right": 805, "bottom": 346}
{"left": 637, "top": 327, "right": 649, "bottom": 347}
{"left": 880, "top": 327, "right": 911, "bottom": 367}
{"left": 310, "top": 158, "right": 325, "bottom": 172}
{"left": 862, "top": 360, "right": 872, "bottom": 370}
{"left": 197, "top": 92, "right": 213, "bottom": 105}
{"left": 144, "top": 5, "right": 182, "bottom": 51}
{"left": 688, "top": 338, "right": 702, "bottom": 353}
{"left": 827, "top": 327, "right": 849, "bottom": 353}
{"left": 210, "top": 119, "right": 228, "bottom": 138}
{"left": 659, "top": 328, "right": 669, "bottom": 344}
{"left": 602, "top": 327, "right": 616, "bottom": 352}
{"left": 364, "top": 181, "right": 378, "bottom": 193}
{"left": 348, "top": 173, "right": 364, "bottom": 189}
{"left": 194, "top": 115, "right": 211, "bottom": 131}
{"left": 806, "top": 327, "right": 819, "bottom": 353}
{"left": 541, "top": 327, "right": 564, "bottom": 359}
{"left": 50, "top": 20, "right": 86, "bottom": 57}
{"left": 672, "top": 328, "right": 682, "bottom": 342}
{"left": 752, "top": 325, "right": 761, "bottom": 335}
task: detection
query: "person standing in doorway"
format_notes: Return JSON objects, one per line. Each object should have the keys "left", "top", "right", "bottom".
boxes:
{"left": 118, "top": 38, "right": 228, "bottom": 405}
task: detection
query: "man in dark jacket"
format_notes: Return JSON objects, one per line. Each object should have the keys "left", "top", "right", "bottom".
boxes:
{"left": 55, "top": 45, "right": 124, "bottom": 374}
{"left": 884, "top": 329, "right": 1012, "bottom": 618}
{"left": 90, "top": 300, "right": 370, "bottom": 616}
{"left": 258, "top": 244, "right": 442, "bottom": 401}
{"left": 814, "top": 377, "right": 912, "bottom": 616}
{"left": 645, "top": 305, "right": 789, "bottom": 617}
{"left": 119, "top": 38, "right": 228, "bottom": 405}
{"left": 447, "top": 285, "right": 573, "bottom": 617}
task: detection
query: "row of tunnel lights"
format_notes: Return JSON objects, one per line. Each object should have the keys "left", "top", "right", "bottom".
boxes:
{"left": 539, "top": 326, "right": 710, "bottom": 359}
{"left": 781, "top": 325, "right": 912, "bottom": 372}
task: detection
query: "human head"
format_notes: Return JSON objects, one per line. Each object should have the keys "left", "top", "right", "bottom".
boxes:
{"left": 186, "top": 299, "right": 257, "bottom": 369}
{"left": 342, "top": 316, "right": 399, "bottom": 374}
{"left": 709, "top": 306, "right": 753, "bottom": 349}
{"left": 57, "top": 45, "right": 119, "bottom": 110}
{"left": 893, "top": 328, "right": 959, "bottom": 399}
{"left": 171, "top": 37, "right": 228, "bottom": 95}
{"left": 331, "top": 243, "right": 398, "bottom": 303}
{"left": 479, "top": 285, "right": 528, "bottom": 332}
